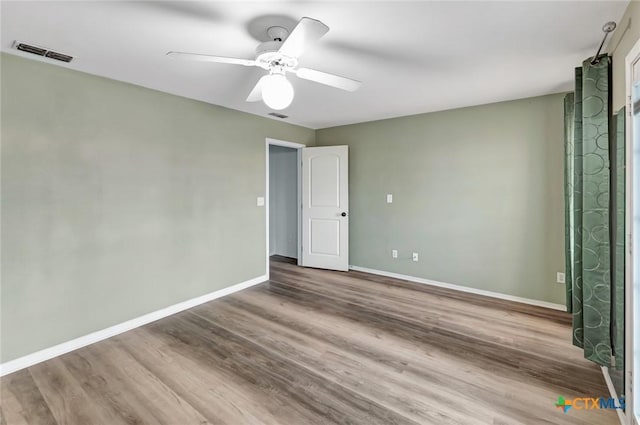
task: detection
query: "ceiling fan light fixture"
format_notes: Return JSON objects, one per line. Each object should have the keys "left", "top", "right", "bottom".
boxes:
{"left": 262, "top": 74, "right": 294, "bottom": 110}
{"left": 168, "top": 17, "right": 361, "bottom": 108}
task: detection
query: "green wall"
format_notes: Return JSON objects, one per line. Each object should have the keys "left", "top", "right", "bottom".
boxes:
{"left": 0, "top": 53, "right": 314, "bottom": 362}
{"left": 316, "top": 94, "right": 566, "bottom": 305}
{"left": 1, "top": 51, "right": 570, "bottom": 363}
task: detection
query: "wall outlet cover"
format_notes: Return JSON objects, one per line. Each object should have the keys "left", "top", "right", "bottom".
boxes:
{"left": 556, "top": 272, "right": 565, "bottom": 284}
{"left": 412, "top": 252, "right": 419, "bottom": 262}
{"left": 386, "top": 194, "right": 393, "bottom": 203}
{"left": 392, "top": 249, "right": 398, "bottom": 258}
{"left": 257, "top": 197, "right": 265, "bottom": 207}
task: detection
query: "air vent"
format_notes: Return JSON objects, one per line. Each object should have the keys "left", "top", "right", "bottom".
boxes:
{"left": 45, "top": 51, "right": 73, "bottom": 63}
{"left": 16, "top": 43, "right": 46, "bottom": 56}
{"left": 14, "top": 41, "right": 74, "bottom": 63}
{"left": 268, "top": 112, "right": 288, "bottom": 119}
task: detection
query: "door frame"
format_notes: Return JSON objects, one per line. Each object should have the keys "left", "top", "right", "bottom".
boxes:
{"left": 265, "top": 137, "right": 304, "bottom": 279}
{"left": 625, "top": 38, "right": 640, "bottom": 425}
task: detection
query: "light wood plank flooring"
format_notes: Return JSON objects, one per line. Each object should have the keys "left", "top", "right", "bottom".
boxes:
{"left": 1, "top": 257, "right": 618, "bottom": 424}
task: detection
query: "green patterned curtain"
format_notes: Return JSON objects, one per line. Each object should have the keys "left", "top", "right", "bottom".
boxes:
{"left": 564, "top": 56, "right": 612, "bottom": 367}
{"left": 614, "top": 109, "right": 625, "bottom": 372}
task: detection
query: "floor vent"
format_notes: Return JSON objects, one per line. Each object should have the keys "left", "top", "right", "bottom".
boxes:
{"left": 268, "top": 112, "right": 288, "bottom": 119}
{"left": 14, "top": 41, "right": 74, "bottom": 63}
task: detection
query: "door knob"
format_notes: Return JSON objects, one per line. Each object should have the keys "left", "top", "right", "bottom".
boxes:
{"left": 341, "top": 212, "right": 348, "bottom": 217}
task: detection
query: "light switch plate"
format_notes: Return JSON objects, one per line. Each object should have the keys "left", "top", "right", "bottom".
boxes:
{"left": 392, "top": 249, "right": 398, "bottom": 258}
{"left": 412, "top": 252, "right": 419, "bottom": 262}
{"left": 386, "top": 194, "right": 393, "bottom": 203}
{"left": 257, "top": 197, "right": 265, "bottom": 207}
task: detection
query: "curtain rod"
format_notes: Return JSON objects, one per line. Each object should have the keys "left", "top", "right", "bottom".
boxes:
{"left": 591, "top": 21, "right": 617, "bottom": 65}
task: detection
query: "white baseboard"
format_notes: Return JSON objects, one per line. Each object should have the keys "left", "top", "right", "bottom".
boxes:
{"left": 0, "top": 274, "right": 267, "bottom": 377}
{"left": 349, "top": 265, "right": 566, "bottom": 311}
{"left": 601, "top": 366, "right": 626, "bottom": 425}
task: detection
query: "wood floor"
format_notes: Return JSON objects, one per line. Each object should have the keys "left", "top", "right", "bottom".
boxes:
{"left": 1, "top": 257, "right": 618, "bottom": 425}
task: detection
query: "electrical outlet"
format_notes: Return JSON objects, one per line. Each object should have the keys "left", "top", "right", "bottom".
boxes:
{"left": 392, "top": 249, "right": 398, "bottom": 258}
{"left": 386, "top": 194, "right": 393, "bottom": 204}
{"left": 412, "top": 252, "right": 419, "bottom": 262}
{"left": 556, "top": 272, "right": 565, "bottom": 284}
{"left": 256, "top": 197, "right": 265, "bottom": 207}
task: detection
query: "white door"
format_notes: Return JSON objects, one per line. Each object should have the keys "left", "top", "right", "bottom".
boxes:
{"left": 301, "top": 146, "right": 349, "bottom": 271}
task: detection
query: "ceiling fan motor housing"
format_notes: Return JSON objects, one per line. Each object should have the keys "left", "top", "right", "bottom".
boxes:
{"left": 255, "top": 40, "right": 297, "bottom": 70}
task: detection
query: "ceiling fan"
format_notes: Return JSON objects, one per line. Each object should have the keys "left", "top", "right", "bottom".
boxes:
{"left": 167, "top": 17, "right": 362, "bottom": 110}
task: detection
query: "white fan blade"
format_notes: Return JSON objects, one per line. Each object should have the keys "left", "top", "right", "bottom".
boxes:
{"left": 279, "top": 17, "right": 329, "bottom": 58}
{"left": 247, "top": 75, "right": 268, "bottom": 102}
{"left": 295, "top": 68, "right": 361, "bottom": 92}
{"left": 167, "top": 51, "right": 256, "bottom": 67}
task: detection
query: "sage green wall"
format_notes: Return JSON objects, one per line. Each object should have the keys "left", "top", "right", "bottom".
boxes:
{"left": 0, "top": 53, "right": 314, "bottom": 362}
{"left": 316, "top": 94, "right": 566, "bottom": 305}
{"left": 0, "top": 50, "right": 570, "bottom": 363}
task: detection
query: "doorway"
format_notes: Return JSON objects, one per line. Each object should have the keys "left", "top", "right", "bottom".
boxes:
{"left": 265, "top": 138, "right": 351, "bottom": 277}
{"left": 265, "top": 138, "right": 304, "bottom": 278}
{"left": 269, "top": 144, "right": 300, "bottom": 260}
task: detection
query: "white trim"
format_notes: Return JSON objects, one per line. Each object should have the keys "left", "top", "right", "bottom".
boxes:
{"left": 349, "top": 265, "right": 566, "bottom": 311}
{"left": 602, "top": 366, "right": 627, "bottom": 425}
{"left": 0, "top": 274, "right": 267, "bottom": 377}
{"left": 265, "top": 137, "right": 305, "bottom": 150}
{"left": 296, "top": 147, "right": 302, "bottom": 263}
{"left": 265, "top": 137, "right": 304, "bottom": 276}
{"left": 626, "top": 38, "right": 640, "bottom": 425}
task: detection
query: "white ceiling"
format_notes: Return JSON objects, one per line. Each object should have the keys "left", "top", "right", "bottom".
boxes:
{"left": 1, "top": 1, "right": 629, "bottom": 129}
